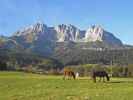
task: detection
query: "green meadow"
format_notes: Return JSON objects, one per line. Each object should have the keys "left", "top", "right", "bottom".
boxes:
{"left": 0, "top": 72, "right": 133, "bottom": 100}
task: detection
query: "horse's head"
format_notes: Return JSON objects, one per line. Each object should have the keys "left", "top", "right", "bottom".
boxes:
{"left": 71, "top": 71, "right": 76, "bottom": 79}
{"left": 105, "top": 72, "right": 110, "bottom": 81}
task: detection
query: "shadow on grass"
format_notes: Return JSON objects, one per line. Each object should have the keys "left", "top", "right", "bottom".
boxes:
{"left": 108, "top": 80, "right": 133, "bottom": 84}
{"left": 63, "top": 77, "right": 133, "bottom": 84}
{"left": 77, "top": 78, "right": 133, "bottom": 84}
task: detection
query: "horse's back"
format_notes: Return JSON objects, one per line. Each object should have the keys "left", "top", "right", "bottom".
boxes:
{"left": 92, "top": 71, "right": 108, "bottom": 77}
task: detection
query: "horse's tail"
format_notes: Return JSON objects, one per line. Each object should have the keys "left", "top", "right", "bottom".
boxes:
{"left": 106, "top": 73, "right": 110, "bottom": 81}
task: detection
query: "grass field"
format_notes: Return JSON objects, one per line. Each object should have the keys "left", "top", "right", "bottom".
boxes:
{"left": 0, "top": 72, "right": 133, "bottom": 100}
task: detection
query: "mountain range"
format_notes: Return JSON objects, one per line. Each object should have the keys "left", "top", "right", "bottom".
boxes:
{"left": 0, "top": 21, "right": 131, "bottom": 56}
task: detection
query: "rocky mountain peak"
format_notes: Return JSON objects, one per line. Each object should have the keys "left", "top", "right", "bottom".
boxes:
{"left": 33, "top": 21, "right": 47, "bottom": 33}
{"left": 14, "top": 21, "right": 47, "bottom": 36}
{"left": 85, "top": 25, "right": 104, "bottom": 42}
{"left": 10, "top": 22, "right": 123, "bottom": 50}
{"left": 85, "top": 25, "right": 123, "bottom": 46}
{"left": 55, "top": 24, "right": 81, "bottom": 42}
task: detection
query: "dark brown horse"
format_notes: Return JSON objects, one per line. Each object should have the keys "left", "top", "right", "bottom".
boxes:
{"left": 63, "top": 68, "right": 75, "bottom": 80}
{"left": 92, "top": 71, "right": 110, "bottom": 82}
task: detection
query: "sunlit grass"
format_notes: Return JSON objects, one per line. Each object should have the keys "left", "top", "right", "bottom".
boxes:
{"left": 0, "top": 71, "right": 133, "bottom": 100}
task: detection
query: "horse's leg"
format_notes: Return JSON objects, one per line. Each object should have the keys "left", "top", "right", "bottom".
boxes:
{"left": 68, "top": 72, "right": 70, "bottom": 80}
{"left": 67, "top": 74, "right": 69, "bottom": 80}
{"left": 68, "top": 72, "right": 71, "bottom": 80}
{"left": 68, "top": 75, "right": 70, "bottom": 80}
{"left": 70, "top": 72, "right": 72, "bottom": 80}
{"left": 106, "top": 74, "right": 110, "bottom": 81}
{"left": 69, "top": 75, "right": 71, "bottom": 79}
{"left": 63, "top": 72, "right": 66, "bottom": 80}
{"left": 70, "top": 75, "right": 72, "bottom": 80}
{"left": 93, "top": 77, "right": 96, "bottom": 82}
{"left": 99, "top": 77, "right": 101, "bottom": 82}
{"left": 64, "top": 72, "right": 69, "bottom": 80}
{"left": 71, "top": 74, "right": 73, "bottom": 79}
{"left": 103, "top": 77, "right": 105, "bottom": 82}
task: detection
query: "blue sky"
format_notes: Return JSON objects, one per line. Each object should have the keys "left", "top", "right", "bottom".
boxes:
{"left": 0, "top": 0, "right": 133, "bottom": 44}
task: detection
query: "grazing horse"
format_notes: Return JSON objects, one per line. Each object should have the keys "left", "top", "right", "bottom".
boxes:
{"left": 92, "top": 71, "right": 110, "bottom": 82}
{"left": 63, "top": 68, "right": 75, "bottom": 80}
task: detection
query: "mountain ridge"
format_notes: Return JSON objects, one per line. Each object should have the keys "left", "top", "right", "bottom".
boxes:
{"left": 0, "top": 21, "right": 132, "bottom": 56}
{"left": 13, "top": 22, "right": 123, "bottom": 44}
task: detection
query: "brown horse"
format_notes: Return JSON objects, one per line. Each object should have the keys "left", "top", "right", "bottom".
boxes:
{"left": 92, "top": 71, "right": 110, "bottom": 82}
{"left": 63, "top": 68, "right": 75, "bottom": 80}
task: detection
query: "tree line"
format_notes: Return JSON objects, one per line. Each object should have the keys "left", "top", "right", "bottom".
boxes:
{"left": 0, "top": 47, "right": 133, "bottom": 77}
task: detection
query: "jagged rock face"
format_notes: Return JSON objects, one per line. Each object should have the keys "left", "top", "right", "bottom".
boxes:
{"left": 1, "top": 22, "right": 124, "bottom": 55}
{"left": 55, "top": 24, "right": 83, "bottom": 42}
{"left": 14, "top": 22, "right": 47, "bottom": 36}
{"left": 14, "top": 23, "right": 86, "bottom": 43}
{"left": 13, "top": 22, "right": 123, "bottom": 46}
{"left": 85, "top": 25, "right": 123, "bottom": 46}
{"left": 85, "top": 25, "right": 104, "bottom": 42}
{"left": 12, "top": 22, "right": 57, "bottom": 55}
{"left": 14, "top": 22, "right": 52, "bottom": 43}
